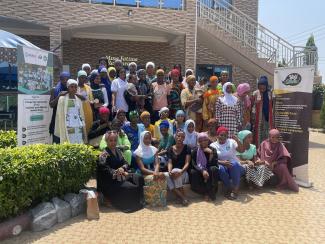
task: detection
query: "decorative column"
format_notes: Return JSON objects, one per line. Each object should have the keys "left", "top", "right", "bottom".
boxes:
{"left": 184, "top": 0, "right": 197, "bottom": 71}
{"left": 49, "top": 26, "right": 62, "bottom": 61}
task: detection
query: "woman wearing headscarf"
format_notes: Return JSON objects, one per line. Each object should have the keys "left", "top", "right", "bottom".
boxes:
{"left": 190, "top": 132, "right": 219, "bottom": 201}
{"left": 77, "top": 70, "right": 93, "bottom": 134}
{"left": 82, "top": 63, "right": 91, "bottom": 76}
{"left": 108, "top": 67, "right": 116, "bottom": 83}
{"left": 157, "top": 120, "right": 175, "bottom": 171}
{"left": 252, "top": 76, "right": 274, "bottom": 147}
{"left": 135, "top": 131, "right": 168, "bottom": 207}
{"left": 181, "top": 75, "right": 204, "bottom": 132}
{"left": 167, "top": 129, "right": 191, "bottom": 206}
{"left": 137, "top": 69, "right": 153, "bottom": 114}
{"left": 122, "top": 110, "right": 141, "bottom": 152}
{"left": 111, "top": 68, "right": 129, "bottom": 113}
{"left": 115, "top": 109, "right": 129, "bottom": 127}
{"left": 210, "top": 126, "right": 245, "bottom": 200}
{"left": 237, "top": 130, "right": 273, "bottom": 188}
{"left": 49, "top": 71, "right": 70, "bottom": 143}
{"left": 98, "top": 66, "right": 112, "bottom": 111}
{"left": 173, "top": 64, "right": 183, "bottom": 83}
{"left": 217, "top": 70, "right": 236, "bottom": 94}
{"left": 183, "top": 119, "right": 198, "bottom": 149}
{"left": 154, "top": 107, "right": 174, "bottom": 140}
{"left": 215, "top": 82, "right": 242, "bottom": 138}
{"left": 90, "top": 71, "right": 109, "bottom": 120}
{"left": 173, "top": 110, "right": 186, "bottom": 134}
{"left": 98, "top": 57, "right": 109, "bottom": 68}
{"left": 202, "top": 76, "right": 220, "bottom": 130}
{"left": 236, "top": 83, "right": 252, "bottom": 131}
{"left": 139, "top": 111, "right": 155, "bottom": 137}
{"left": 114, "top": 59, "right": 123, "bottom": 77}
{"left": 181, "top": 69, "right": 199, "bottom": 88}
{"left": 145, "top": 62, "right": 156, "bottom": 85}
{"left": 206, "top": 118, "right": 219, "bottom": 143}
{"left": 100, "top": 119, "right": 132, "bottom": 165}
{"left": 97, "top": 131, "right": 144, "bottom": 212}
{"left": 258, "top": 129, "right": 299, "bottom": 192}
{"left": 54, "top": 79, "right": 87, "bottom": 144}
{"left": 168, "top": 68, "right": 184, "bottom": 118}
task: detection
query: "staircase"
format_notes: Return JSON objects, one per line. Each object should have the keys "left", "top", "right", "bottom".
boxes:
{"left": 197, "top": 0, "right": 318, "bottom": 81}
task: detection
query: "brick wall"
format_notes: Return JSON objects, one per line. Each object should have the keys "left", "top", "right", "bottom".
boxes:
{"left": 234, "top": 0, "right": 259, "bottom": 21}
{"left": 19, "top": 35, "right": 50, "bottom": 51}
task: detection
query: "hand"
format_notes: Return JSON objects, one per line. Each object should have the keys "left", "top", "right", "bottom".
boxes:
{"left": 171, "top": 171, "right": 181, "bottom": 180}
{"left": 203, "top": 147, "right": 212, "bottom": 154}
{"left": 153, "top": 171, "right": 159, "bottom": 181}
{"left": 265, "top": 161, "right": 273, "bottom": 170}
{"left": 59, "top": 91, "right": 68, "bottom": 96}
{"left": 247, "top": 161, "right": 254, "bottom": 168}
{"left": 232, "top": 135, "right": 240, "bottom": 142}
{"left": 123, "top": 171, "right": 129, "bottom": 177}
{"left": 202, "top": 170, "right": 209, "bottom": 181}
{"left": 112, "top": 106, "right": 116, "bottom": 112}
{"left": 117, "top": 167, "right": 125, "bottom": 175}
{"left": 223, "top": 160, "right": 232, "bottom": 169}
{"left": 159, "top": 172, "right": 166, "bottom": 180}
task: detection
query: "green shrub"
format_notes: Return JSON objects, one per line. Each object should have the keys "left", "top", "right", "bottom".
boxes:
{"left": 0, "top": 143, "right": 99, "bottom": 220}
{"left": 0, "top": 130, "right": 17, "bottom": 148}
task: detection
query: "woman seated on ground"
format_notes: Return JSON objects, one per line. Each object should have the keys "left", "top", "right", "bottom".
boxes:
{"left": 139, "top": 111, "right": 155, "bottom": 137}
{"left": 173, "top": 110, "right": 186, "bottom": 134}
{"left": 167, "top": 129, "right": 191, "bottom": 206}
{"left": 258, "top": 129, "right": 299, "bottom": 192}
{"left": 210, "top": 126, "right": 245, "bottom": 200}
{"left": 88, "top": 107, "right": 111, "bottom": 148}
{"left": 135, "top": 131, "right": 168, "bottom": 207}
{"left": 97, "top": 131, "right": 144, "bottom": 213}
{"left": 99, "top": 119, "right": 132, "bottom": 165}
{"left": 190, "top": 133, "right": 219, "bottom": 201}
{"left": 157, "top": 120, "right": 175, "bottom": 171}
{"left": 236, "top": 130, "right": 273, "bottom": 188}
{"left": 115, "top": 109, "right": 129, "bottom": 126}
{"left": 206, "top": 118, "right": 219, "bottom": 143}
{"left": 184, "top": 119, "right": 198, "bottom": 149}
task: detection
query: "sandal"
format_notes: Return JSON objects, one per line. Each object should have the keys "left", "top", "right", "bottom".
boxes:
{"left": 225, "top": 191, "right": 237, "bottom": 200}
{"left": 181, "top": 199, "right": 189, "bottom": 206}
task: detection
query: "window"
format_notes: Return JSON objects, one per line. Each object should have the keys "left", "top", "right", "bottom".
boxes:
{"left": 196, "top": 64, "right": 232, "bottom": 82}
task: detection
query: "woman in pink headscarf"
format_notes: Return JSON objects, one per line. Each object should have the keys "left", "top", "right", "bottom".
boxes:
{"left": 257, "top": 129, "right": 299, "bottom": 192}
{"left": 236, "top": 83, "right": 252, "bottom": 130}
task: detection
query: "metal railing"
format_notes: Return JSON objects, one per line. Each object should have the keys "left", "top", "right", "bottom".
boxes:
{"left": 63, "top": 0, "right": 185, "bottom": 10}
{"left": 198, "top": 0, "right": 318, "bottom": 68}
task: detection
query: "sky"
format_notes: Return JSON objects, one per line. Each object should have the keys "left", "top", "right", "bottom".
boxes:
{"left": 259, "top": 0, "right": 325, "bottom": 80}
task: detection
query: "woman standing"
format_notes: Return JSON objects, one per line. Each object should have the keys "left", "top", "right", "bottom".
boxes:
{"left": 77, "top": 70, "right": 93, "bottom": 134}
{"left": 258, "top": 129, "right": 299, "bottom": 192}
{"left": 97, "top": 131, "right": 144, "bottom": 212}
{"left": 252, "top": 76, "right": 274, "bottom": 147}
{"left": 108, "top": 67, "right": 116, "bottom": 83}
{"left": 111, "top": 68, "right": 129, "bottom": 114}
{"left": 173, "top": 110, "right": 186, "bottom": 134}
{"left": 167, "top": 129, "right": 191, "bottom": 206}
{"left": 206, "top": 118, "right": 219, "bottom": 143}
{"left": 90, "top": 71, "right": 109, "bottom": 120}
{"left": 191, "top": 133, "right": 219, "bottom": 201}
{"left": 210, "top": 127, "right": 245, "bottom": 200}
{"left": 237, "top": 130, "right": 273, "bottom": 188}
{"left": 202, "top": 76, "right": 220, "bottom": 129}
{"left": 137, "top": 69, "right": 153, "bottom": 114}
{"left": 236, "top": 83, "right": 252, "bottom": 131}
{"left": 135, "top": 131, "right": 168, "bottom": 207}
{"left": 145, "top": 62, "right": 156, "bottom": 85}
{"left": 183, "top": 119, "right": 198, "bottom": 149}
{"left": 54, "top": 79, "right": 87, "bottom": 144}
{"left": 215, "top": 82, "right": 242, "bottom": 138}
{"left": 168, "top": 69, "right": 184, "bottom": 118}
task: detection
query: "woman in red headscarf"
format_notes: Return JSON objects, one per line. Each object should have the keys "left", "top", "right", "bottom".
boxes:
{"left": 168, "top": 68, "right": 184, "bottom": 119}
{"left": 258, "top": 129, "right": 299, "bottom": 192}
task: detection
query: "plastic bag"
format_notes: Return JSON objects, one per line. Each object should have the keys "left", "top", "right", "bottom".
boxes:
{"left": 80, "top": 190, "right": 100, "bottom": 220}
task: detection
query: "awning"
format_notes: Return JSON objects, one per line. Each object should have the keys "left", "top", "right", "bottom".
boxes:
{"left": 0, "top": 29, "right": 40, "bottom": 49}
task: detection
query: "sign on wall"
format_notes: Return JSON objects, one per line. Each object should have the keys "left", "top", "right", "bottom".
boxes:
{"left": 274, "top": 66, "right": 314, "bottom": 186}
{"left": 106, "top": 55, "right": 138, "bottom": 66}
{"left": 16, "top": 45, "right": 53, "bottom": 146}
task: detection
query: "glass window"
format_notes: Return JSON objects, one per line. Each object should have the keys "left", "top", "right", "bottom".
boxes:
{"left": 115, "top": 0, "right": 136, "bottom": 6}
{"left": 163, "top": 0, "right": 183, "bottom": 10}
{"left": 196, "top": 64, "right": 232, "bottom": 82}
{"left": 92, "top": 0, "right": 114, "bottom": 4}
{"left": 140, "top": 0, "right": 158, "bottom": 8}
{"left": 0, "top": 62, "right": 17, "bottom": 92}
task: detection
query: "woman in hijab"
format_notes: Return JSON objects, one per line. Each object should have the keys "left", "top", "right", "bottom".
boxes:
{"left": 135, "top": 131, "right": 168, "bottom": 207}
{"left": 183, "top": 119, "right": 198, "bottom": 149}
{"left": 77, "top": 70, "right": 93, "bottom": 134}
{"left": 97, "top": 131, "right": 144, "bottom": 213}
{"left": 145, "top": 62, "right": 156, "bottom": 85}
{"left": 108, "top": 67, "right": 116, "bottom": 83}
{"left": 190, "top": 132, "right": 219, "bottom": 201}
{"left": 258, "top": 129, "right": 299, "bottom": 192}
{"left": 202, "top": 76, "right": 220, "bottom": 129}
{"left": 154, "top": 107, "right": 174, "bottom": 140}
{"left": 252, "top": 76, "right": 274, "bottom": 147}
{"left": 137, "top": 69, "right": 153, "bottom": 114}
{"left": 215, "top": 82, "right": 242, "bottom": 138}
{"left": 54, "top": 79, "right": 87, "bottom": 144}
{"left": 182, "top": 69, "right": 199, "bottom": 88}
{"left": 210, "top": 126, "right": 245, "bottom": 200}
{"left": 90, "top": 71, "right": 109, "bottom": 120}
{"left": 49, "top": 71, "right": 70, "bottom": 143}
{"left": 236, "top": 83, "right": 252, "bottom": 131}
{"left": 217, "top": 70, "right": 236, "bottom": 94}
{"left": 115, "top": 109, "right": 129, "bottom": 126}
{"left": 98, "top": 66, "right": 112, "bottom": 109}
{"left": 237, "top": 130, "right": 273, "bottom": 188}
{"left": 173, "top": 64, "right": 183, "bottom": 83}
{"left": 167, "top": 129, "right": 191, "bottom": 206}
{"left": 173, "top": 110, "right": 186, "bottom": 134}
{"left": 111, "top": 68, "right": 129, "bottom": 114}
{"left": 168, "top": 68, "right": 184, "bottom": 118}
{"left": 206, "top": 118, "right": 219, "bottom": 143}
{"left": 157, "top": 120, "right": 175, "bottom": 171}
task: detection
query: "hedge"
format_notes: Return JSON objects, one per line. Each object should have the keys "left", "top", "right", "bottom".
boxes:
{"left": 0, "top": 143, "right": 99, "bottom": 220}
{"left": 0, "top": 130, "right": 17, "bottom": 149}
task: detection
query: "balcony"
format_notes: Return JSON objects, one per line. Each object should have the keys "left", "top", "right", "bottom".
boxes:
{"left": 62, "top": 0, "right": 185, "bottom": 10}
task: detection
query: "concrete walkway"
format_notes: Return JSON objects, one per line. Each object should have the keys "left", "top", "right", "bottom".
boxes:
{"left": 4, "top": 131, "right": 325, "bottom": 244}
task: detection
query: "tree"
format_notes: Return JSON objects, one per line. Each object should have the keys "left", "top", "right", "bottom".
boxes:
{"left": 304, "top": 34, "right": 318, "bottom": 67}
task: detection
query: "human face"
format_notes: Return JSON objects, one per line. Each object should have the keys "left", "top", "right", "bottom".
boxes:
{"left": 109, "top": 70, "right": 116, "bottom": 79}
{"left": 117, "top": 112, "right": 126, "bottom": 122}
{"left": 160, "top": 127, "right": 169, "bottom": 136}
{"left": 198, "top": 137, "right": 209, "bottom": 149}
{"left": 258, "top": 84, "right": 267, "bottom": 93}
{"left": 188, "top": 79, "right": 196, "bottom": 90}
{"left": 210, "top": 79, "right": 217, "bottom": 88}
{"left": 143, "top": 132, "right": 152, "bottom": 146}
{"left": 129, "top": 76, "right": 138, "bottom": 85}
{"left": 171, "top": 73, "right": 179, "bottom": 83}
{"left": 174, "top": 64, "right": 181, "bottom": 73}
{"left": 226, "top": 85, "right": 233, "bottom": 94}
{"left": 176, "top": 115, "right": 185, "bottom": 124}
{"left": 218, "top": 131, "right": 228, "bottom": 144}
{"left": 68, "top": 84, "right": 77, "bottom": 95}
{"left": 175, "top": 131, "right": 185, "bottom": 144}
{"left": 100, "top": 72, "right": 107, "bottom": 78}
{"left": 138, "top": 71, "right": 146, "bottom": 81}
{"left": 61, "top": 77, "right": 69, "bottom": 87}
{"left": 94, "top": 75, "right": 101, "bottom": 84}
{"left": 119, "top": 69, "right": 126, "bottom": 80}
{"left": 130, "top": 115, "right": 139, "bottom": 124}
{"left": 78, "top": 75, "right": 87, "bottom": 86}
{"left": 185, "top": 70, "right": 193, "bottom": 77}
{"left": 142, "top": 115, "right": 151, "bottom": 127}
{"left": 99, "top": 60, "right": 108, "bottom": 68}
{"left": 208, "top": 121, "right": 218, "bottom": 133}
{"left": 187, "top": 122, "right": 195, "bottom": 133}
{"left": 244, "top": 133, "right": 253, "bottom": 144}
{"left": 147, "top": 65, "right": 154, "bottom": 76}
{"left": 270, "top": 134, "right": 280, "bottom": 144}
{"left": 83, "top": 67, "right": 90, "bottom": 75}
{"left": 111, "top": 120, "right": 121, "bottom": 131}
{"left": 157, "top": 73, "right": 164, "bottom": 83}
{"left": 106, "top": 133, "right": 117, "bottom": 149}
{"left": 129, "top": 64, "right": 137, "bottom": 74}
{"left": 160, "top": 111, "right": 169, "bottom": 120}
{"left": 99, "top": 112, "right": 109, "bottom": 122}
{"left": 114, "top": 61, "right": 122, "bottom": 71}
{"left": 221, "top": 73, "right": 228, "bottom": 84}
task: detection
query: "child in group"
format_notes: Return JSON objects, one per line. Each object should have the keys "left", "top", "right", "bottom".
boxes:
{"left": 157, "top": 120, "right": 176, "bottom": 171}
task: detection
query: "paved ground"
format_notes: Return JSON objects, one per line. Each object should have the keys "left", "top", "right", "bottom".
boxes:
{"left": 4, "top": 131, "right": 325, "bottom": 244}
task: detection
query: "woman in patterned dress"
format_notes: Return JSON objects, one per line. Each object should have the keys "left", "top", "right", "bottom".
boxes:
{"left": 168, "top": 69, "right": 184, "bottom": 119}
{"left": 215, "top": 82, "right": 242, "bottom": 138}
{"left": 90, "top": 71, "right": 109, "bottom": 120}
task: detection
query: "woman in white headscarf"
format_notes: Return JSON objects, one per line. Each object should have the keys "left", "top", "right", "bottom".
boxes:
{"left": 183, "top": 119, "right": 198, "bottom": 149}
{"left": 215, "top": 82, "right": 242, "bottom": 138}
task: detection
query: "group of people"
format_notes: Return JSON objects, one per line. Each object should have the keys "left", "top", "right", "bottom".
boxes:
{"left": 49, "top": 57, "right": 299, "bottom": 213}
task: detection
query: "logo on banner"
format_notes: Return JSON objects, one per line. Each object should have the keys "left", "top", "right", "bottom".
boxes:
{"left": 282, "top": 73, "right": 302, "bottom": 86}
{"left": 23, "top": 46, "right": 48, "bottom": 66}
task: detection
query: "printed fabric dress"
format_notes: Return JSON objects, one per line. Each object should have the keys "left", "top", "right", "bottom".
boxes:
{"left": 168, "top": 83, "right": 184, "bottom": 119}
{"left": 66, "top": 99, "right": 85, "bottom": 144}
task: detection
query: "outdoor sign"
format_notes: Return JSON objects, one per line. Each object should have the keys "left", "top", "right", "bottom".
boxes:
{"left": 274, "top": 66, "right": 314, "bottom": 186}
{"left": 16, "top": 45, "right": 53, "bottom": 146}
{"left": 106, "top": 55, "right": 138, "bottom": 66}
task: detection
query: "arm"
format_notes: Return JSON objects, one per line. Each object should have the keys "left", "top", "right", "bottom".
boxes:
{"left": 75, "top": 93, "right": 86, "bottom": 101}
{"left": 136, "top": 155, "right": 155, "bottom": 176}
{"left": 202, "top": 96, "right": 209, "bottom": 121}
{"left": 215, "top": 98, "right": 221, "bottom": 120}
{"left": 208, "top": 148, "right": 219, "bottom": 167}
{"left": 181, "top": 154, "right": 191, "bottom": 173}
{"left": 88, "top": 122, "right": 110, "bottom": 140}
{"left": 191, "top": 150, "right": 203, "bottom": 172}
{"left": 233, "top": 136, "right": 245, "bottom": 153}
{"left": 49, "top": 88, "right": 66, "bottom": 108}
{"left": 167, "top": 158, "right": 173, "bottom": 174}
{"left": 102, "top": 88, "right": 109, "bottom": 107}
